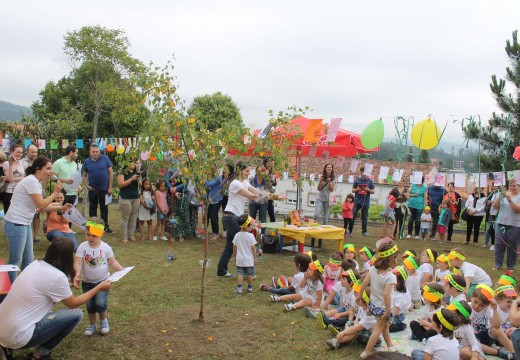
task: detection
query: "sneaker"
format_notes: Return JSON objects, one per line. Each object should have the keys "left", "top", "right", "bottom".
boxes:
{"left": 152, "top": 236, "right": 158, "bottom": 241}
{"left": 284, "top": 304, "right": 294, "bottom": 311}
{"left": 260, "top": 284, "right": 269, "bottom": 291}
{"left": 360, "top": 351, "right": 371, "bottom": 359}
{"left": 234, "top": 288, "right": 243, "bottom": 295}
{"left": 303, "top": 306, "right": 317, "bottom": 319}
{"left": 100, "top": 319, "right": 110, "bottom": 335}
{"left": 497, "top": 348, "right": 513, "bottom": 360}
{"left": 438, "top": 240, "right": 444, "bottom": 243}
{"left": 0, "top": 345, "right": 13, "bottom": 360}
{"left": 316, "top": 312, "right": 327, "bottom": 330}
{"left": 271, "top": 295, "right": 280, "bottom": 302}
{"left": 481, "top": 244, "right": 488, "bottom": 248}
{"left": 326, "top": 338, "right": 340, "bottom": 350}
{"left": 161, "top": 236, "right": 168, "bottom": 241}
{"left": 328, "top": 324, "right": 340, "bottom": 336}
{"left": 362, "top": 232, "right": 369, "bottom": 236}
{"left": 84, "top": 324, "right": 97, "bottom": 336}
{"left": 490, "top": 245, "right": 495, "bottom": 251}
{"left": 387, "top": 346, "right": 398, "bottom": 352}
{"left": 247, "top": 287, "right": 253, "bottom": 294}
{"left": 414, "top": 235, "right": 420, "bottom": 240}
{"left": 105, "top": 228, "right": 114, "bottom": 234}
{"left": 374, "top": 346, "right": 388, "bottom": 352}
{"left": 406, "top": 235, "right": 411, "bottom": 239}
{"left": 217, "top": 272, "right": 234, "bottom": 278}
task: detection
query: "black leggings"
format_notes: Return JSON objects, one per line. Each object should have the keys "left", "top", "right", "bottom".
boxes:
{"left": 410, "top": 320, "right": 438, "bottom": 341}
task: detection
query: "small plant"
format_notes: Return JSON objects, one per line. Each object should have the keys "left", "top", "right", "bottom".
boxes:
{"left": 330, "top": 203, "right": 342, "bottom": 218}
{"left": 368, "top": 204, "right": 385, "bottom": 222}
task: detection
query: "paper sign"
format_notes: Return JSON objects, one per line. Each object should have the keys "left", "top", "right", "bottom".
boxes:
{"left": 24, "top": 139, "right": 32, "bottom": 148}
{"left": 310, "top": 173, "right": 315, "bottom": 181}
{"left": 392, "top": 169, "right": 403, "bottom": 182}
{"left": 479, "top": 173, "right": 488, "bottom": 188}
{"left": 63, "top": 172, "right": 82, "bottom": 192}
{"left": 348, "top": 175, "right": 355, "bottom": 183}
{"left": 514, "top": 170, "right": 520, "bottom": 183}
{"left": 63, "top": 207, "right": 87, "bottom": 230}
{"left": 349, "top": 159, "right": 359, "bottom": 173}
{"left": 454, "top": 173, "right": 466, "bottom": 188}
{"left": 105, "top": 194, "right": 113, "bottom": 204}
{"left": 0, "top": 265, "right": 20, "bottom": 272}
{"left": 507, "top": 171, "right": 515, "bottom": 180}
{"left": 321, "top": 150, "right": 329, "bottom": 160}
{"left": 337, "top": 174, "right": 344, "bottom": 183}
{"left": 446, "top": 173, "right": 454, "bottom": 183}
{"left": 75, "top": 139, "right": 84, "bottom": 149}
{"left": 363, "top": 163, "right": 374, "bottom": 176}
{"left": 38, "top": 139, "right": 46, "bottom": 150}
{"left": 50, "top": 139, "right": 58, "bottom": 150}
{"left": 2, "top": 138, "right": 10, "bottom": 151}
{"left": 62, "top": 139, "right": 69, "bottom": 148}
{"left": 107, "top": 266, "right": 134, "bottom": 282}
{"left": 387, "top": 175, "right": 393, "bottom": 184}
{"left": 335, "top": 156, "right": 345, "bottom": 168}
{"left": 411, "top": 171, "right": 423, "bottom": 185}
{"left": 283, "top": 172, "right": 288, "bottom": 180}
{"left": 494, "top": 172, "right": 506, "bottom": 186}
{"left": 326, "top": 118, "right": 342, "bottom": 142}
{"left": 379, "top": 166, "right": 389, "bottom": 180}
{"left": 434, "top": 173, "right": 445, "bottom": 187}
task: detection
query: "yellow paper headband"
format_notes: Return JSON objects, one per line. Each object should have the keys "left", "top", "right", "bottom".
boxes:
{"left": 447, "top": 301, "right": 471, "bottom": 319}
{"left": 360, "top": 247, "right": 375, "bottom": 260}
{"left": 436, "top": 310, "right": 454, "bottom": 331}
{"left": 403, "top": 256, "right": 419, "bottom": 270}
{"left": 476, "top": 284, "right": 495, "bottom": 301}
{"left": 378, "top": 244, "right": 398, "bottom": 258}
{"left": 499, "top": 275, "right": 517, "bottom": 286}
{"left": 362, "top": 290, "right": 370, "bottom": 304}
{"left": 447, "top": 274, "right": 465, "bottom": 292}
{"left": 343, "top": 243, "right": 355, "bottom": 252}
{"left": 496, "top": 285, "right": 518, "bottom": 298}
{"left": 86, "top": 221, "right": 105, "bottom": 236}
{"left": 393, "top": 266, "right": 408, "bottom": 281}
{"left": 423, "top": 285, "right": 443, "bottom": 302}
{"left": 448, "top": 250, "right": 465, "bottom": 261}
{"left": 401, "top": 250, "right": 415, "bottom": 259}
{"left": 346, "top": 269, "right": 358, "bottom": 284}
{"left": 437, "top": 254, "right": 450, "bottom": 267}
{"left": 309, "top": 260, "right": 324, "bottom": 274}
{"left": 240, "top": 215, "right": 255, "bottom": 228}
{"left": 426, "top": 249, "right": 435, "bottom": 263}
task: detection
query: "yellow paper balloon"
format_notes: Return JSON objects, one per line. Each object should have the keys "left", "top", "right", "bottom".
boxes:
{"left": 411, "top": 118, "right": 442, "bottom": 150}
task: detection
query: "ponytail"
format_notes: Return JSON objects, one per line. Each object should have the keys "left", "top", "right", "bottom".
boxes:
{"left": 25, "top": 156, "right": 51, "bottom": 176}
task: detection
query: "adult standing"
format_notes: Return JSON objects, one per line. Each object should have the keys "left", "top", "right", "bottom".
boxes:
{"left": 82, "top": 144, "right": 114, "bottom": 233}
{"left": 217, "top": 161, "right": 265, "bottom": 277}
{"left": 52, "top": 145, "right": 79, "bottom": 206}
{"left": 426, "top": 183, "right": 446, "bottom": 240}
{"left": 352, "top": 166, "right": 375, "bottom": 236}
{"left": 205, "top": 165, "right": 223, "bottom": 240}
{"left": 464, "top": 187, "right": 486, "bottom": 246}
{"left": 493, "top": 179, "right": 520, "bottom": 271}
{"left": 22, "top": 144, "right": 42, "bottom": 243}
{"left": 443, "top": 182, "right": 462, "bottom": 242}
{"left": 263, "top": 158, "right": 277, "bottom": 222}
{"left": 117, "top": 161, "right": 140, "bottom": 243}
{"left": 406, "top": 176, "right": 427, "bottom": 239}
{"left": 393, "top": 180, "right": 408, "bottom": 239}
{"left": 2, "top": 143, "right": 25, "bottom": 212}
{"left": 314, "top": 163, "right": 336, "bottom": 226}
{"left": 249, "top": 170, "right": 268, "bottom": 237}
{"left": 485, "top": 185, "right": 500, "bottom": 250}
{"left": 0, "top": 151, "right": 7, "bottom": 211}
{"left": 3, "top": 157, "right": 68, "bottom": 283}
{"left": 0, "top": 237, "right": 111, "bottom": 360}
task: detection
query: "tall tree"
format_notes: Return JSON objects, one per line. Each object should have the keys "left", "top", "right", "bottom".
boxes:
{"left": 187, "top": 92, "right": 243, "bottom": 131}
{"left": 464, "top": 30, "right": 520, "bottom": 170}
{"left": 406, "top": 146, "right": 414, "bottom": 162}
{"left": 418, "top": 149, "right": 430, "bottom": 164}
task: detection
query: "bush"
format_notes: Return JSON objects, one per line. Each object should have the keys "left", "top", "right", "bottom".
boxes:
{"left": 330, "top": 203, "right": 342, "bottom": 216}
{"left": 368, "top": 204, "right": 385, "bottom": 222}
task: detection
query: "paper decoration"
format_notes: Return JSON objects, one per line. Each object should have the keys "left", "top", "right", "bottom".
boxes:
{"left": 349, "top": 159, "right": 359, "bottom": 173}
{"left": 507, "top": 171, "right": 515, "bottom": 180}
{"left": 335, "top": 156, "right": 345, "bottom": 168}
{"left": 326, "top": 118, "right": 342, "bottom": 142}
{"left": 411, "top": 171, "right": 423, "bottom": 185}
{"left": 294, "top": 173, "right": 298, "bottom": 180}
{"left": 379, "top": 166, "right": 389, "bottom": 180}
{"left": 50, "top": 140, "right": 58, "bottom": 150}
{"left": 62, "top": 139, "right": 69, "bottom": 148}
{"left": 363, "top": 163, "right": 374, "bottom": 176}
{"left": 387, "top": 175, "right": 393, "bottom": 184}
{"left": 348, "top": 175, "right": 355, "bottom": 183}
{"left": 434, "top": 173, "right": 445, "bottom": 186}
{"left": 302, "top": 173, "right": 307, "bottom": 180}
{"left": 2, "top": 138, "right": 10, "bottom": 151}
{"left": 392, "top": 169, "right": 403, "bottom": 182}
{"left": 24, "top": 139, "right": 32, "bottom": 148}
{"left": 283, "top": 172, "right": 288, "bottom": 180}
{"left": 337, "top": 174, "right": 344, "bottom": 183}
{"left": 275, "top": 171, "right": 280, "bottom": 179}
{"left": 513, "top": 170, "right": 520, "bottom": 183}
{"left": 474, "top": 173, "right": 487, "bottom": 188}
{"left": 303, "top": 119, "right": 323, "bottom": 143}
{"left": 494, "top": 172, "right": 506, "bottom": 186}
{"left": 454, "top": 173, "right": 466, "bottom": 188}
{"left": 446, "top": 173, "right": 454, "bottom": 183}
{"left": 310, "top": 173, "right": 315, "bottom": 181}
{"left": 427, "top": 167, "right": 438, "bottom": 184}
{"left": 308, "top": 146, "right": 317, "bottom": 158}
{"left": 321, "top": 150, "right": 329, "bottom": 160}
{"left": 37, "top": 139, "right": 45, "bottom": 150}
{"left": 75, "top": 139, "right": 84, "bottom": 149}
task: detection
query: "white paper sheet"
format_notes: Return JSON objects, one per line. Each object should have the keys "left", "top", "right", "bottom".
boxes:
{"left": 0, "top": 264, "right": 20, "bottom": 272}
{"left": 393, "top": 169, "right": 403, "bottom": 182}
{"left": 310, "top": 173, "right": 315, "bottom": 181}
{"left": 379, "top": 166, "right": 389, "bottom": 180}
{"left": 348, "top": 175, "right": 354, "bottom": 183}
{"left": 494, "top": 172, "right": 506, "bottom": 186}
{"left": 63, "top": 172, "right": 82, "bottom": 192}
{"left": 105, "top": 194, "right": 113, "bottom": 204}
{"left": 363, "top": 163, "right": 374, "bottom": 176}
{"left": 411, "top": 171, "right": 423, "bottom": 185}
{"left": 454, "top": 173, "right": 466, "bottom": 188}
{"left": 337, "top": 174, "right": 344, "bottom": 183}
{"left": 349, "top": 159, "right": 359, "bottom": 173}
{"left": 107, "top": 266, "right": 134, "bottom": 282}
{"left": 63, "top": 207, "right": 87, "bottom": 230}
{"left": 434, "top": 173, "right": 445, "bottom": 187}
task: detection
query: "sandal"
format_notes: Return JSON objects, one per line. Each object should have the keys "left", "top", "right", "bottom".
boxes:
{"left": 121, "top": 239, "right": 129, "bottom": 244}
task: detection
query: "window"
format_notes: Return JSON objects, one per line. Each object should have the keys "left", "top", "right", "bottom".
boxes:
{"left": 286, "top": 190, "right": 298, "bottom": 205}
{"left": 308, "top": 192, "right": 318, "bottom": 207}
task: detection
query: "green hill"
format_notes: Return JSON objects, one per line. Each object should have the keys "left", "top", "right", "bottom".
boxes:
{"left": 0, "top": 100, "right": 31, "bottom": 122}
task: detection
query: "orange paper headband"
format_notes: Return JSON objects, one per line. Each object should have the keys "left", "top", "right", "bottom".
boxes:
{"left": 496, "top": 285, "right": 518, "bottom": 298}
{"left": 86, "top": 221, "right": 105, "bottom": 237}
{"left": 423, "top": 285, "right": 443, "bottom": 302}
{"left": 309, "top": 260, "right": 324, "bottom": 273}
{"left": 353, "top": 280, "right": 362, "bottom": 293}
{"left": 476, "top": 284, "right": 495, "bottom": 301}
{"left": 499, "top": 275, "right": 517, "bottom": 287}
{"left": 403, "top": 256, "right": 419, "bottom": 270}
{"left": 437, "top": 254, "right": 450, "bottom": 267}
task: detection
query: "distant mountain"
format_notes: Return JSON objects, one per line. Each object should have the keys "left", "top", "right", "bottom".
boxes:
{"left": 0, "top": 100, "right": 31, "bottom": 122}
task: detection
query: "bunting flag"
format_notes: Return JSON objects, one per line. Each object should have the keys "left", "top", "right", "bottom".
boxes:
{"left": 326, "top": 118, "right": 342, "bottom": 142}
{"left": 50, "top": 140, "right": 58, "bottom": 150}
{"left": 303, "top": 119, "right": 323, "bottom": 143}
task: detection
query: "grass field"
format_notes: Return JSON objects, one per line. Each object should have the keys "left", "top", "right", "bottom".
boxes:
{"left": 0, "top": 205, "right": 503, "bottom": 360}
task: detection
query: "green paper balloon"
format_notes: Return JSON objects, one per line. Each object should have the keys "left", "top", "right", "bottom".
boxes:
{"left": 361, "top": 119, "right": 384, "bottom": 150}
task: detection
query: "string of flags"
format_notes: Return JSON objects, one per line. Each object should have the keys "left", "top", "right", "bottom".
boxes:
{"left": 1, "top": 137, "right": 146, "bottom": 154}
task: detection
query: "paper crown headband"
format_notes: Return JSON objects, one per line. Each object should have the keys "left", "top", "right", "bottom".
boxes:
{"left": 392, "top": 266, "right": 408, "bottom": 281}
{"left": 362, "top": 290, "right": 370, "bottom": 304}
{"left": 447, "top": 300, "right": 471, "bottom": 319}
{"left": 436, "top": 254, "right": 450, "bottom": 267}
{"left": 499, "top": 274, "right": 518, "bottom": 287}
{"left": 86, "top": 221, "right": 105, "bottom": 236}
{"left": 496, "top": 285, "right": 518, "bottom": 298}
{"left": 401, "top": 250, "right": 415, "bottom": 259}
{"left": 342, "top": 269, "right": 359, "bottom": 288}
{"left": 309, "top": 260, "right": 324, "bottom": 273}
{"left": 343, "top": 243, "right": 355, "bottom": 252}
{"left": 240, "top": 215, "right": 256, "bottom": 229}
{"left": 378, "top": 244, "right": 398, "bottom": 258}
{"left": 446, "top": 274, "right": 465, "bottom": 292}
{"left": 328, "top": 257, "right": 342, "bottom": 271}
{"left": 403, "top": 256, "right": 419, "bottom": 270}
{"left": 423, "top": 285, "right": 443, "bottom": 302}
{"left": 426, "top": 249, "right": 435, "bottom": 263}
{"left": 360, "top": 247, "right": 375, "bottom": 260}
{"left": 476, "top": 284, "right": 495, "bottom": 301}
{"left": 435, "top": 309, "right": 454, "bottom": 331}
{"left": 448, "top": 250, "right": 465, "bottom": 261}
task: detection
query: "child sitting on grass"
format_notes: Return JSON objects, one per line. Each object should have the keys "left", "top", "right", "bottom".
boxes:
{"left": 448, "top": 300, "right": 485, "bottom": 360}
{"left": 317, "top": 258, "right": 358, "bottom": 313}
{"left": 343, "top": 243, "right": 359, "bottom": 270}
{"left": 359, "top": 247, "right": 375, "bottom": 275}
{"left": 409, "top": 283, "right": 445, "bottom": 342}
{"left": 232, "top": 215, "right": 258, "bottom": 294}
{"left": 403, "top": 255, "right": 422, "bottom": 310}
{"left": 491, "top": 285, "right": 517, "bottom": 356}
{"left": 419, "top": 249, "right": 437, "bottom": 287}
{"left": 444, "top": 273, "right": 467, "bottom": 304}
{"left": 435, "top": 254, "right": 450, "bottom": 285}
{"left": 323, "top": 252, "right": 343, "bottom": 294}
{"left": 260, "top": 253, "right": 311, "bottom": 295}
{"left": 448, "top": 248, "right": 492, "bottom": 297}
{"left": 390, "top": 266, "right": 411, "bottom": 332}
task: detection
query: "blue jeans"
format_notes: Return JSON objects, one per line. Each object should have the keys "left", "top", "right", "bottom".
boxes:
{"left": 46, "top": 230, "right": 78, "bottom": 251}
{"left": 314, "top": 198, "right": 331, "bottom": 225}
{"left": 249, "top": 201, "right": 267, "bottom": 235}
{"left": 408, "top": 207, "right": 422, "bottom": 236}
{"left": 411, "top": 349, "right": 425, "bottom": 360}
{"left": 3, "top": 219, "right": 33, "bottom": 283}
{"left": 352, "top": 203, "right": 369, "bottom": 233}
{"left": 22, "top": 309, "right": 83, "bottom": 356}
{"left": 512, "top": 328, "right": 520, "bottom": 358}
{"left": 82, "top": 281, "right": 109, "bottom": 314}
{"left": 269, "top": 287, "right": 295, "bottom": 295}
{"left": 217, "top": 213, "right": 240, "bottom": 276}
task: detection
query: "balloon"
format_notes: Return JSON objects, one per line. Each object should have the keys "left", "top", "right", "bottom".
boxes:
{"left": 411, "top": 118, "right": 442, "bottom": 150}
{"left": 360, "top": 119, "right": 384, "bottom": 150}
{"left": 106, "top": 144, "right": 114, "bottom": 152}
{"left": 514, "top": 146, "right": 520, "bottom": 161}
{"left": 140, "top": 151, "right": 150, "bottom": 161}
{"left": 116, "top": 145, "right": 125, "bottom": 154}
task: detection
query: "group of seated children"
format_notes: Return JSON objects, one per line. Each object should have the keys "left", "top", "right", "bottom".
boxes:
{"left": 261, "top": 241, "right": 518, "bottom": 360}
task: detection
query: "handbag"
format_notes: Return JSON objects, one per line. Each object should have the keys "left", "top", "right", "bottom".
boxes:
{"left": 461, "top": 208, "right": 468, "bottom": 222}
{"left": 329, "top": 192, "right": 337, "bottom": 205}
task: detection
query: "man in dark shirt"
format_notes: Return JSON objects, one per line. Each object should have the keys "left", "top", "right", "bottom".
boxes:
{"left": 426, "top": 184, "right": 446, "bottom": 240}
{"left": 352, "top": 167, "right": 375, "bottom": 236}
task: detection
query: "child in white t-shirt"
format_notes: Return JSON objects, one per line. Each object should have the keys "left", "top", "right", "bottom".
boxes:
{"left": 403, "top": 255, "right": 422, "bottom": 310}
{"left": 390, "top": 266, "right": 411, "bottom": 332}
{"left": 420, "top": 206, "right": 432, "bottom": 240}
{"left": 260, "top": 253, "right": 311, "bottom": 296}
{"left": 434, "top": 254, "right": 451, "bottom": 285}
{"left": 448, "top": 248, "right": 492, "bottom": 297}
{"left": 418, "top": 248, "right": 437, "bottom": 287}
{"left": 233, "top": 214, "right": 258, "bottom": 295}
{"left": 358, "top": 247, "right": 374, "bottom": 277}
{"left": 73, "top": 218, "right": 124, "bottom": 336}
{"left": 448, "top": 300, "right": 486, "bottom": 360}
{"left": 490, "top": 285, "right": 517, "bottom": 356}
{"left": 444, "top": 273, "right": 467, "bottom": 305}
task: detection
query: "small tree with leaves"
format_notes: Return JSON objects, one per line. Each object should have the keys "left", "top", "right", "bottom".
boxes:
{"left": 418, "top": 149, "right": 430, "bottom": 164}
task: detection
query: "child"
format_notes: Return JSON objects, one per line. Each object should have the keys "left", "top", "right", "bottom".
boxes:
{"left": 153, "top": 180, "right": 168, "bottom": 241}
{"left": 420, "top": 206, "right": 432, "bottom": 240}
{"left": 233, "top": 215, "right": 258, "bottom": 294}
{"left": 435, "top": 254, "right": 451, "bottom": 285}
{"left": 437, "top": 200, "right": 451, "bottom": 243}
{"left": 448, "top": 300, "right": 485, "bottom": 360}
{"left": 419, "top": 249, "right": 437, "bottom": 286}
{"left": 444, "top": 273, "right": 467, "bottom": 303}
{"left": 357, "top": 242, "right": 399, "bottom": 358}
{"left": 403, "top": 255, "right": 422, "bottom": 310}
{"left": 260, "top": 253, "right": 311, "bottom": 295}
{"left": 323, "top": 253, "right": 343, "bottom": 294}
{"left": 381, "top": 188, "right": 399, "bottom": 238}
{"left": 319, "top": 257, "right": 357, "bottom": 311}
{"left": 359, "top": 246, "right": 375, "bottom": 275}
{"left": 342, "top": 193, "right": 355, "bottom": 236}
{"left": 411, "top": 308, "right": 460, "bottom": 360}
{"left": 491, "top": 285, "right": 517, "bottom": 355}
{"left": 448, "top": 248, "right": 492, "bottom": 297}
{"left": 73, "top": 218, "right": 124, "bottom": 335}
{"left": 271, "top": 260, "right": 324, "bottom": 312}
{"left": 410, "top": 283, "right": 445, "bottom": 341}
{"left": 343, "top": 243, "right": 359, "bottom": 270}
{"left": 317, "top": 269, "right": 360, "bottom": 331}
{"left": 138, "top": 178, "right": 155, "bottom": 241}
{"left": 469, "top": 285, "right": 513, "bottom": 359}
{"left": 390, "top": 266, "right": 411, "bottom": 332}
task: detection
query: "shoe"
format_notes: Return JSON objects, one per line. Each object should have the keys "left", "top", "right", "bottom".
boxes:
{"left": 482, "top": 244, "right": 488, "bottom": 248}
{"left": 328, "top": 324, "right": 340, "bottom": 336}
{"left": 492, "top": 267, "right": 502, "bottom": 271}
{"left": 33, "top": 237, "right": 40, "bottom": 243}
{"left": 490, "top": 245, "right": 495, "bottom": 251}
{"left": 360, "top": 351, "right": 372, "bottom": 359}
{"left": 387, "top": 346, "right": 398, "bottom": 352}
{"left": 497, "top": 348, "right": 513, "bottom": 360}
{"left": 473, "top": 243, "right": 479, "bottom": 246}
{"left": 179, "top": 237, "right": 184, "bottom": 242}
{"left": 100, "top": 319, "right": 110, "bottom": 335}
{"left": 271, "top": 295, "right": 280, "bottom": 302}
{"left": 152, "top": 236, "right": 158, "bottom": 241}
{"left": 362, "top": 232, "right": 369, "bottom": 236}
{"left": 121, "top": 239, "right": 129, "bottom": 243}
{"left": 406, "top": 235, "right": 411, "bottom": 239}
{"left": 260, "top": 284, "right": 269, "bottom": 291}
{"left": 129, "top": 235, "right": 136, "bottom": 241}
{"left": 84, "top": 324, "right": 97, "bottom": 336}
{"left": 105, "top": 228, "right": 113, "bottom": 233}
{"left": 438, "top": 240, "right": 444, "bottom": 243}
{"left": 508, "top": 269, "right": 515, "bottom": 273}
{"left": 161, "top": 236, "right": 168, "bottom": 241}
{"left": 252, "top": 275, "right": 257, "bottom": 280}
{"left": 414, "top": 235, "right": 420, "bottom": 240}
{"left": 326, "top": 338, "right": 340, "bottom": 350}
{"left": 272, "top": 277, "right": 278, "bottom": 288}
{"left": 316, "top": 312, "right": 327, "bottom": 330}
{"left": 218, "top": 272, "right": 234, "bottom": 278}
{"left": 247, "top": 287, "right": 253, "bottom": 294}
{"left": 0, "top": 345, "right": 13, "bottom": 360}
{"left": 374, "top": 346, "right": 388, "bottom": 352}
{"left": 234, "top": 288, "right": 243, "bottom": 295}
{"left": 303, "top": 306, "right": 317, "bottom": 319}
{"left": 284, "top": 304, "right": 294, "bottom": 311}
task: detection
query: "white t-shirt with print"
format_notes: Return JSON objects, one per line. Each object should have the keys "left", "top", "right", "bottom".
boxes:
{"left": 2, "top": 160, "right": 25, "bottom": 193}
{"left": 4, "top": 175, "right": 41, "bottom": 225}
{"left": 76, "top": 241, "right": 114, "bottom": 283}
{"left": 291, "top": 272, "right": 305, "bottom": 293}
{"left": 406, "top": 272, "right": 422, "bottom": 301}
{"left": 369, "top": 266, "right": 396, "bottom": 308}
{"left": 232, "top": 231, "right": 257, "bottom": 267}
{"left": 452, "top": 293, "right": 467, "bottom": 303}
{"left": 454, "top": 323, "right": 482, "bottom": 352}
{"left": 299, "top": 277, "right": 323, "bottom": 304}
{"left": 420, "top": 213, "right": 432, "bottom": 229}
{"left": 497, "top": 306, "right": 511, "bottom": 331}
{"left": 469, "top": 303, "right": 493, "bottom": 334}
{"left": 460, "top": 262, "right": 492, "bottom": 286}
{"left": 435, "top": 269, "right": 450, "bottom": 284}
{"left": 424, "top": 334, "right": 459, "bottom": 360}
{"left": 225, "top": 179, "right": 250, "bottom": 216}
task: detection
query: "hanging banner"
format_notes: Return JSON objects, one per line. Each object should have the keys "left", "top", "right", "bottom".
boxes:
{"left": 303, "top": 119, "right": 323, "bottom": 143}
{"left": 363, "top": 163, "right": 374, "bottom": 176}
{"left": 335, "top": 156, "right": 345, "bottom": 168}
{"left": 379, "top": 166, "right": 389, "bottom": 180}
{"left": 325, "top": 118, "right": 342, "bottom": 142}
{"left": 392, "top": 169, "right": 403, "bottom": 182}
{"left": 349, "top": 159, "right": 359, "bottom": 173}
{"left": 454, "top": 173, "right": 466, "bottom": 188}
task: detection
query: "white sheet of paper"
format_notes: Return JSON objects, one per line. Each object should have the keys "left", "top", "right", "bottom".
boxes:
{"left": 393, "top": 169, "right": 403, "bottom": 182}
{"left": 412, "top": 171, "right": 423, "bottom": 185}
{"left": 63, "top": 207, "right": 87, "bottom": 230}
{"left": 310, "top": 173, "right": 315, "bottom": 181}
{"left": 479, "top": 173, "right": 488, "bottom": 187}
{"left": 514, "top": 170, "right": 520, "bottom": 183}
{"left": 349, "top": 159, "right": 359, "bottom": 173}
{"left": 335, "top": 155, "right": 345, "bottom": 168}
{"left": 63, "top": 172, "right": 82, "bottom": 192}
{"left": 379, "top": 166, "right": 389, "bottom": 180}
{"left": 434, "top": 173, "right": 445, "bottom": 187}
{"left": 105, "top": 194, "right": 113, "bottom": 204}
{"left": 363, "top": 163, "right": 374, "bottom": 176}
{"left": 0, "top": 264, "right": 20, "bottom": 272}
{"left": 337, "top": 174, "right": 344, "bottom": 183}
{"left": 494, "top": 172, "right": 506, "bottom": 186}
{"left": 454, "top": 173, "right": 466, "bottom": 188}
{"left": 108, "top": 266, "right": 134, "bottom": 282}
{"left": 446, "top": 173, "right": 454, "bottom": 183}
{"left": 348, "top": 175, "right": 354, "bottom": 183}
{"left": 283, "top": 172, "right": 288, "bottom": 180}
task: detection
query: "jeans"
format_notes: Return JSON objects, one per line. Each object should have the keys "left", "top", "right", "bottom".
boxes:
{"left": 22, "top": 309, "right": 82, "bottom": 356}
{"left": 249, "top": 201, "right": 267, "bottom": 235}
{"left": 82, "top": 281, "right": 109, "bottom": 314}
{"left": 511, "top": 328, "right": 520, "bottom": 359}
{"left": 394, "top": 206, "right": 406, "bottom": 237}
{"left": 408, "top": 207, "right": 422, "bottom": 236}
{"left": 314, "top": 198, "right": 331, "bottom": 225}
{"left": 343, "top": 218, "right": 354, "bottom": 233}
{"left": 217, "top": 213, "right": 240, "bottom": 276}
{"left": 267, "top": 199, "right": 276, "bottom": 222}
{"left": 46, "top": 230, "right": 78, "bottom": 251}
{"left": 207, "top": 201, "right": 222, "bottom": 235}
{"left": 485, "top": 215, "right": 496, "bottom": 246}
{"left": 429, "top": 205, "right": 440, "bottom": 238}
{"left": 411, "top": 349, "right": 426, "bottom": 360}
{"left": 352, "top": 203, "right": 370, "bottom": 233}
{"left": 495, "top": 224, "right": 520, "bottom": 270}
{"left": 3, "top": 219, "right": 33, "bottom": 283}
{"left": 466, "top": 215, "right": 483, "bottom": 244}
{"left": 119, "top": 198, "right": 139, "bottom": 240}
{"left": 269, "top": 287, "right": 295, "bottom": 295}
{"left": 88, "top": 189, "right": 109, "bottom": 228}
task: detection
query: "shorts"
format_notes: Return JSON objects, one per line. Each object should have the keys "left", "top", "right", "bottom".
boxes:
{"left": 367, "top": 301, "right": 393, "bottom": 322}
{"left": 236, "top": 266, "right": 255, "bottom": 277}
{"left": 345, "top": 321, "right": 382, "bottom": 346}
{"left": 420, "top": 228, "right": 429, "bottom": 235}
{"left": 381, "top": 209, "right": 395, "bottom": 222}
{"left": 437, "top": 225, "right": 447, "bottom": 235}
{"left": 476, "top": 329, "right": 496, "bottom": 346}
{"left": 157, "top": 212, "right": 167, "bottom": 220}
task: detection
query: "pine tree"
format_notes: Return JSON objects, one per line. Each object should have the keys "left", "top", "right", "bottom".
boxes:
{"left": 418, "top": 149, "right": 430, "bottom": 164}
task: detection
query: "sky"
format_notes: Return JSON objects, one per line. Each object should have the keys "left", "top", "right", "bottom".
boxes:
{"left": 1, "top": 0, "right": 519, "bottom": 146}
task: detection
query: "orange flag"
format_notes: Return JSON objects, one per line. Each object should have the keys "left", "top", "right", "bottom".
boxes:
{"left": 303, "top": 119, "right": 323, "bottom": 143}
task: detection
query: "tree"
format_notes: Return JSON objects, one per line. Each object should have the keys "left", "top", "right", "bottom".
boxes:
{"left": 464, "top": 30, "right": 520, "bottom": 171}
{"left": 406, "top": 146, "right": 414, "bottom": 162}
{"left": 187, "top": 92, "right": 243, "bottom": 131}
{"left": 31, "top": 25, "right": 149, "bottom": 140}
{"left": 418, "top": 149, "right": 430, "bottom": 164}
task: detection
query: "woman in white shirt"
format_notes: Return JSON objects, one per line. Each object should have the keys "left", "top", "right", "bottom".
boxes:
{"left": 3, "top": 157, "right": 68, "bottom": 283}
{"left": 464, "top": 187, "right": 486, "bottom": 245}
{"left": 2, "top": 144, "right": 25, "bottom": 212}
